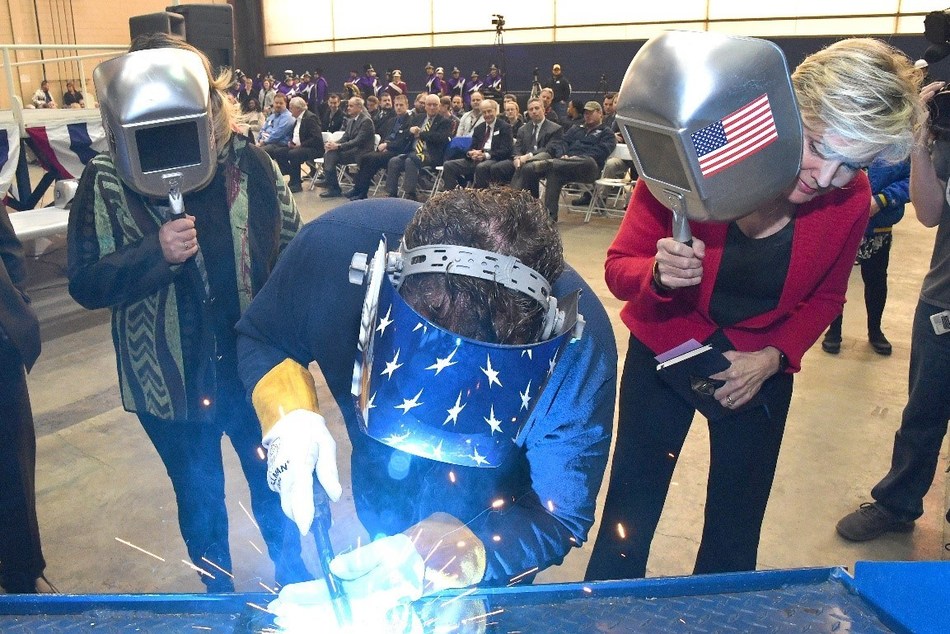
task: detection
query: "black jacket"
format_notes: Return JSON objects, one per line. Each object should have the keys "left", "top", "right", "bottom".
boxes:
{"left": 552, "top": 123, "right": 617, "bottom": 169}
{"left": 515, "top": 118, "right": 563, "bottom": 156}
{"left": 297, "top": 110, "right": 325, "bottom": 154}
{"left": 322, "top": 108, "right": 345, "bottom": 133}
{"left": 408, "top": 113, "right": 453, "bottom": 166}
{"left": 469, "top": 118, "right": 514, "bottom": 162}
{"left": 0, "top": 203, "right": 40, "bottom": 370}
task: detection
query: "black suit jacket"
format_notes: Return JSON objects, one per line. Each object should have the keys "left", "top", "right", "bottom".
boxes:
{"left": 410, "top": 113, "right": 453, "bottom": 166}
{"left": 515, "top": 118, "right": 563, "bottom": 156}
{"left": 323, "top": 108, "right": 345, "bottom": 133}
{"left": 470, "top": 118, "right": 514, "bottom": 162}
{"left": 297, "top": 110, "right": 324, "bottom": 154}
{"left": 338, "top": 112, "right": 376, "bottom": 154}
{"left": 0, "top": 203, "right": 40, "bottom": 370}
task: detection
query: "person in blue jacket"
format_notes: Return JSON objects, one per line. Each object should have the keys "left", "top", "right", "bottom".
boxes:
{"left": 822, "top": 157, "right": 911, "bottom": 355}
{"left": 235, "top": 189, "right": 616, "bottom": 615}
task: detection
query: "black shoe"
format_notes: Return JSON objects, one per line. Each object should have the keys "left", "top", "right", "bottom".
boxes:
{"left": 347, "top": 191, "right": 367, "bottom": 201}
{"left": 571, "top": 193, "right": 592, "bottom": 206}
{"left": 869, "top": 332, "right": 892, "bottom": 356}
{"left": 403, "top": 192, "right": 418, "bottom": 201}
{"left": 319, "top": 189, "right": 343, "bottom": 198}
{"left": 836, "top": 502, "right": 915, "bottom": 541}
{"left": 288, "top": 183, "right": 302, "bottom": 193}
{"left": 821, "top": 333, "right": 841, "bottom": 354}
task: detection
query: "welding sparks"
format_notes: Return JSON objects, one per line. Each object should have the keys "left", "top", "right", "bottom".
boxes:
{"left": 668, "top": 452, "right": 676, "bottom": 459}
{"left": 461, "top": 608, "right": 505, "bottom": 624}
{"left": 583, "top": 586, "right": 592, "bottom": 594}
{"left": 492, "top": 535, "right": 501, "bottom": 542}
{"left": 258, "top": 581, "right": 279, "bottom": 595}
{"left": 181, "top": 560, "right": 215, "bottom": 579}
{"left": 439, "top": 586, "right": 478, "bottom": 607}
{"left": 248, "top": 540, "right": 264, "bottom": 554}
{"left": 239, "top": 501, "right": 260, "bottom": 531}
{"left": 507, "top": 566, "right": 539, "bottom": 585}
{"left": 246, "top": 602, "right": 276, "bottom": 614}
{"left": 449, "top": 471, "right": 456, "bottom": 483}
{"left": 546, "top": 500, "right": 555, "bottom": 512}
{"left": 421, "top": 538, "right": 445, "bottom": 566}
{"left": 256, "top": 446, "right": 266, "bottom": 460}
{"left": 115, "top": 537, "right": 165, "bottom": 562}
{"left": 617, "top": 523, "right": 627, "bottom": 539}
{"left": 191, "top": 627, "right": 212, "bottom": 631}
{"left": 491, "top": 498, "right": 505, "bottom": 509}
{"left": 201, "top": 557, "right": 234, "bottom": 579}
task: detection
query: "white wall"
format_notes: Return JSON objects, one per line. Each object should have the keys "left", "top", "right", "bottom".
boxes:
{"left": 262, "top": 0, "right": 947, "bottom": 55}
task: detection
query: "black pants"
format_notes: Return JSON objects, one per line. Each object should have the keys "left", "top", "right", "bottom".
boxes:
{"left": 350, "top": 150, "right": 396, "bottom": 197}
{"left": 269, "top": 146, "right": 324, "bottom": 187}
{"left": 585, "top": 333, "right": 793, "bottom": 581}
{"left": 323, "top": 149, "right": 364, "bottom": 193}
{"left": 519, "top": 156, "right": 599, "bottom": 218}
{"left": 872, "top": 300, "right": 950, "bottom": 521}
{"left": 826, "top": 234, "right": 891, "bottom": 338}
{"left": 137, "top": 387, "right": 308, "bottom": 591}
{"left": 0, "top": 344, "right": 45, "bottom": 592}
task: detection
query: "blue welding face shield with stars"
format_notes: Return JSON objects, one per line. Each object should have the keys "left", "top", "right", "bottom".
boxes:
{"left": 350, "top": 239, "right": 585, "bottom": 468}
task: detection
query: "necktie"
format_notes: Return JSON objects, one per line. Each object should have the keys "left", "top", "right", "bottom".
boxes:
{"left": 416, "top": 118, "right": 431, "bottom": 160}
{"left": 532, "top": 123, "right": 540, "bottom": 152}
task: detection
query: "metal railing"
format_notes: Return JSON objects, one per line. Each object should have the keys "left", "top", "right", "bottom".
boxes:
{"left": 0, "top": 42, "right": 126, "bottom": 133}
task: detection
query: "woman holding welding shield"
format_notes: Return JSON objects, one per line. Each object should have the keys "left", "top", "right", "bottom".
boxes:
{"left": 67, "top": 34, "right": 305, "bottom": 591}
{"left": 585, "top": 38, "right": 924, "bottom": 580}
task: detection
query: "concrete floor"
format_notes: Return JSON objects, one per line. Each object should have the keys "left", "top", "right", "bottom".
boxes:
{"left": 9, "top": 183, "right": 949, "bottom": 595}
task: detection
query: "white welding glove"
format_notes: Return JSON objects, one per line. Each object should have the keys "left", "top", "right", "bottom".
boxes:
{"left": 262, "top": 409, "right": 342, "bottom": 535}
{"left": 267, "top": 577, "right": 422, "bottom": 633}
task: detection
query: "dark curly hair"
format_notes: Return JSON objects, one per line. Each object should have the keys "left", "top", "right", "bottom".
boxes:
{"left": 400, "top": 187, "right": 564, "bottom": 345}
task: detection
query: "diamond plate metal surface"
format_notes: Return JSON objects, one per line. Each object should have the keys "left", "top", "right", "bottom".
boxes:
{"left": 0, "top": 573, "right": 898, "bottom": 633}
{"left": 478, "top": 580, "right": 894, "bottom": 633}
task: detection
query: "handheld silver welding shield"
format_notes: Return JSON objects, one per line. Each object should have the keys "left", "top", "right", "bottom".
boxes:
{"left": 616, "top": 30, "right": 803, "bottom": 224}
{"left": 94, "top": 47, "right": 215, "bottom": 198}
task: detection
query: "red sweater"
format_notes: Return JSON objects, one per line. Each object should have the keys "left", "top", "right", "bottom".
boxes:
{"left": 606, "top": 176, "right": 870, "bottom": 372}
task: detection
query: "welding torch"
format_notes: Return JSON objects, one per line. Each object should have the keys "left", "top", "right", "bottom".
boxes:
{"left": 311, "top": 482, "right": 352, "bottom": 627}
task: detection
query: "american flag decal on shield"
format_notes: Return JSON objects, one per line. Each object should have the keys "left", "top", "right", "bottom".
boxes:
{"left": 691, "top": 94, "right": 778, "bottom": 178}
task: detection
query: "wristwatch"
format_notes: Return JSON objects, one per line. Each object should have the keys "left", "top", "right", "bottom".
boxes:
{"left": 776, "top": 349, "right": 789, "bottom": 373}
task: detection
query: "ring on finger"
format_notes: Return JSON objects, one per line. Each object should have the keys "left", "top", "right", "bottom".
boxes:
{"left": 726, "top": 395, "right": 734, "bottom": 406}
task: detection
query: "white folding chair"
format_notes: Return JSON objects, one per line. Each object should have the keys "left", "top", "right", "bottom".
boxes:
{"left": 308, "top": 131, "right": 345, "bottom": 191}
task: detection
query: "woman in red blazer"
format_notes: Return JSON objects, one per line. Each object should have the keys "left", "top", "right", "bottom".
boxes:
{"left": 586, "top": 38, "right": 924, "bottom": 581}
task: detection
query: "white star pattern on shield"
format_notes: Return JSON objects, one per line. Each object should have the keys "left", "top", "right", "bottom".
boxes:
{"left": 395, "top": 389, "right": 424, "bottom": 414}
{"left": 443, "top": 392, "right": 467, "bottom": 425}
{"left": 469, "top": 446, "right": 489, "bottom": 466}
{"left": 484, "top": 405, "right": 503, "bottom": 434}
{"left": 383, "top": 429, "right": 412, "bottom": 445}
{"left": 432, "top": 440, "right": 444, "bottom": 461}
{"left": 426, "top": 344, "right": 460, "bottom": 375}
{"left": 481, "top": 354, "right": 502, "bottom": 388}
{"left": 376, "top": 305, "right": 394, "bottom": 335}
{"left": 520, "top": 380, "right": 532, "bottom": 411}
{"left": 382, "top": 349, "right": 403, "bottom": 378}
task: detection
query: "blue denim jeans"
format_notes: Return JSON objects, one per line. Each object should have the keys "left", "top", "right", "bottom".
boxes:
{"left": 138, "top": 386, "right": 309, "bottom": 591}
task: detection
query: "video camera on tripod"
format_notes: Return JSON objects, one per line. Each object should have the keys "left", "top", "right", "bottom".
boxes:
{"left": 492, "top": 14, "right": 505, "bottom": 34}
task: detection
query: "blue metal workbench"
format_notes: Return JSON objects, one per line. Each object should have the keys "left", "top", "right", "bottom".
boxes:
{"left": 0, "top": 561, "right": 945, "bottom": 632}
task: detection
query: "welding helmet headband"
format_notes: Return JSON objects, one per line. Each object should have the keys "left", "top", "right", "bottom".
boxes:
{"left": 348, "top": 239, "right": 584, "bottom": 468}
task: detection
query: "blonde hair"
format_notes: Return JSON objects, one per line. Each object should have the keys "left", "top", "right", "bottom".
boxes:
{"left": 792, "top": 38, "right": 923, "bottom": 164}
{"left": 129, "top": 33, "right": 234, "bottom": 150}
